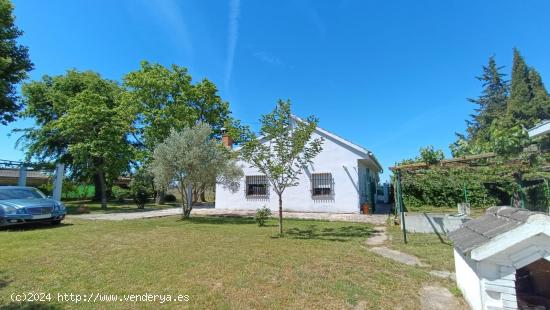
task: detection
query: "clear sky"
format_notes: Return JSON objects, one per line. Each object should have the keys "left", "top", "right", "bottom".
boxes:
{"left": 3, "top": 0, "right": 550, "bottom": 181}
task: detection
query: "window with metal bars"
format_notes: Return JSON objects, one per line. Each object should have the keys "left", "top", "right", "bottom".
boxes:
{"left": 311, "top": 173, "right": 333, "bottom": 196}
{"left": 245, "top": 175, "right": 268, "bottom": 197}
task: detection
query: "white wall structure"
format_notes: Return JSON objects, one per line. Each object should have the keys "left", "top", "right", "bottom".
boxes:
{"left": 449, "top": 207, "right": 550, "bottom": 310}
{"left": 215, "top": 116, "right": 382, "bottom": 214}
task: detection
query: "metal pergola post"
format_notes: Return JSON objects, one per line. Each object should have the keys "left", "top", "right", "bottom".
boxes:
{"left": 396, "top": 170, "right": 407, "bottom": 244}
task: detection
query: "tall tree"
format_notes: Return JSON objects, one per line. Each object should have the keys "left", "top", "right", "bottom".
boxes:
{"left": 241, "top": 100, "right": 323, "bottom": 236}
{"left": 506, "top": 49, "right": 534, "bottom": 127}
{"left": 451, "top": 56, "right": 509, "bottom": 156}
{"left": 122, "top": 61, "right": 235, "bottom": 203}
{"left": 150, "top": 123, "right": 242, "bottom": 219}
{"left": 527, "top": 68, "right": 550, "bottom": 122}
{"left": 0, "top": 0, "right": 33, "bottom": 125}
{"left": 18, "top": 70, "right": 134, "bottom": 208}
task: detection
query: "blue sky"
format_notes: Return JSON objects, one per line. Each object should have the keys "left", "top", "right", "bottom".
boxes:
{"left": 3, "top": 0, "right": 550, "bottom": 181}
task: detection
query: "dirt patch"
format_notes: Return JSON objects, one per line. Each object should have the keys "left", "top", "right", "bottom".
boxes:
{"left": 420, "top": 286, "right": 463, "bottom": 310}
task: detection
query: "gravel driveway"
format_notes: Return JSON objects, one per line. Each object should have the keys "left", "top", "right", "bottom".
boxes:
{"left": 71, "top": 207, "right": 389, "bottom": 225}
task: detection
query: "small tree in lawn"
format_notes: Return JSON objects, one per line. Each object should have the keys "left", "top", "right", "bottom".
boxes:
{"left": 150, "top": 123, "right": 242, "bottom": 219}
{"left": 241, "top": 100, "right": 323, "bottom": 236}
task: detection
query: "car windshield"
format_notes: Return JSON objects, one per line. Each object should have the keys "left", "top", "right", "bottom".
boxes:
{"left": 0, "top": 188, "right": 46, "bottom": 200}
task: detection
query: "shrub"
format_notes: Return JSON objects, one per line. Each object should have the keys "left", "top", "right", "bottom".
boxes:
{"left": 254, "top": 206, "right": 272, "bottom": 227}
{"left": 164, "top": 193, "right": 177, "bottom": 202}
{"left": 111, "top": 185, "right": 129, "bottom": 202}
{"left": 130, "top": 169, "right": 153, "bottom": 209}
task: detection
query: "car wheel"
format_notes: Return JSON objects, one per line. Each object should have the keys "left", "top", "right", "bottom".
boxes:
{"left": 51, "top": 220, "right": 62, "bottom": 225}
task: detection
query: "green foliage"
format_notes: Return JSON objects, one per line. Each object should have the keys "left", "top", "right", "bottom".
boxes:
{"left": 150, "top": 123, "right": 243, "bottom": 218}
{"left": 254, "top": 206, "right": 272, "bottom": 227}
{"left": 241, "top": 100, "right": 323, "bottom": 235}
{"left": 419, "top": 146, "right": 445, "bottom": 164}
{"left": 164, "top": 193, "right": 177, "bottom": 203}
{"left": 121, "top": 61, "right": 235, "bottom": 161}
{"left": 401, "top": 168, "right": 498, "bottom": 210}
{"left": 129, "top": 168, "right": 153, "bottom": 209}
{"left": 0, "top": 0, "right": 33, "bottom": 125}
{"left": 111, "top": 185, "right": 129, "bottom": 202}
{"left": 19, "top": 70, "right": 135, "bottom": 208}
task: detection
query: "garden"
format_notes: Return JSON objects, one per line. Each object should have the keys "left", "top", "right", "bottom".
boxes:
{"left": 0, "top": 216, "right": 457, "bottom": 309}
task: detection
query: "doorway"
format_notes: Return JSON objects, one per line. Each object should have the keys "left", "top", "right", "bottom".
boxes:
{"left": 516, "top": 259, "right": 550, "bottom": 309}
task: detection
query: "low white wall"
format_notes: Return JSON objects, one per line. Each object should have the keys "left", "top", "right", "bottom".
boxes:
{"left": 403, "top": 213, "right": 469, "bottom": 234}
{"left": 454, "top": 249, "right": 483, "bottom": 310}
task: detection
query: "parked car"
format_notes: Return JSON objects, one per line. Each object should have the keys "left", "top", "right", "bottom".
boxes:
{"left": 0, "top": 186, "right": 66, "bottom": 227}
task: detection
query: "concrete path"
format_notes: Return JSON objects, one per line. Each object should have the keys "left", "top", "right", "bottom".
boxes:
{"left": 420, "top": 286, "right": 463, "bottom": 310}
{"left": 369, "top": 246, "right": 429, "bottom": 267}
{"left": 365, "top": 226, "right": 388, "bottom": 246}
{"left": 71, "top": 207, "right": 388, "bottom": 224}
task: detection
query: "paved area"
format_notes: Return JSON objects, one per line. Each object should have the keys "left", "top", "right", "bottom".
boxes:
{"left": 429, "top": 270, "right": 456, "bottom": 281}
{"left": 365, "top": 226, "right": 388, "bottom": 246}
{"left": 71, "top": 207, "right": 389, "bottom": 224}
{"left": 369, "top": 246, "right": 429, "bottom": 267}
{"left": 420, "top": 286, "right": 463, "bottom": 310}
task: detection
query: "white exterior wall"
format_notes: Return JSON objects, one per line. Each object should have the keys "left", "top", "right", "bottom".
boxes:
{"left": 455, "top": 249, "right": 483, "bottom": 310}
{"left": 215, "top": 130, "right": 379, "bottom": 213}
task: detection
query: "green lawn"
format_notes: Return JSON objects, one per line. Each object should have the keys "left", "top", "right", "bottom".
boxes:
{"left": 387, "top": 224, "right": 455, "bottom": 272}
{"left": 1, "top": 217, "right": 455, "bottom": 309}
{"left": 63, "top": 201, "right": 178, "bottom": 215}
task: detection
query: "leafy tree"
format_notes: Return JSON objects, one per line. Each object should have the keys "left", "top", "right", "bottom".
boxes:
{"left": 18, "top": 70, "right": 134, "bottom": 208}
{"left": 122, "top": 61, "right": 232, "bottom": 154}
{"left": 0, "top": 0, "right": 33, "bottom": 125}
{"left": 150, "top": 123, "right": 242, "bottom": 219}
{"left": 241, "top": 100, "right": 323, "bottom": 235}
{"left": 121, "top": 61, "right": 236, "bottom": 203}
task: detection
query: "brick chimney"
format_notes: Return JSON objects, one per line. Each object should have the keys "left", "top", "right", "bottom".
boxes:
{"left": 222, "top": 133, "right": 234, "bottom": 149}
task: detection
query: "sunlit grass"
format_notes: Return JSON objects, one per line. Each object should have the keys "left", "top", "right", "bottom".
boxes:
{"left": 2, "top": 216, "right": 455, "bottom": 309}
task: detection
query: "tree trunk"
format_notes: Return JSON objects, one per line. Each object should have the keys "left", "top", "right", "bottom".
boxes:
{"left": 200, "top": 189, "right": 206, "bottom": 203}
{"left": 155, "top": 190, "right": 165, "bottom": 205}
{"left": 192, "top": 187, "right": 198, "bottom": 204}
{"left": 278, "top": 194, "right": 283, "bottom": 236}
{"left": 93, "top": 173, "right": 102, "bottom": 202}
{"left": 98, "top": 171, "right": 108, "bottom": 209}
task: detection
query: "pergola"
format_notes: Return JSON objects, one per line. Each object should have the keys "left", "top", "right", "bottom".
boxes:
{"left": 389, "top": 151, "right": 549, "bottom": 243}
{"left": 0, "top": 159, "right": 65, "bottom": 201}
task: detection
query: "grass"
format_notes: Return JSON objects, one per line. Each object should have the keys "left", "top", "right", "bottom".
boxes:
{"left": 0, "top": 216, "right": 455, "bottom": 309}
{"left": 63, "top": 200, "right": 178, "bottom": 215}
{"left": 387, "top": 223, "right": 455, "bottom": 271}
{"left": 405, "top": 205, "right": 489, "bottom": 218}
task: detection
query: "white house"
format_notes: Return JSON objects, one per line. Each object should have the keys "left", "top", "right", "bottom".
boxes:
{"left": 215, "top": 115, "right": 383, "bottom": 214}
{"left": 449, "top": 206, "right": 550, "bottom": 310}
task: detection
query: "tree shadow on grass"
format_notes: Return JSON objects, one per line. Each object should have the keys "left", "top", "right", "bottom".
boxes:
{"left": 0, "top": 222, "right": 73, "bottom": 232}
{"left": 277, "top": 224, "right": 374, "bottom": 242}
{"left": 183, "top": 216, "right": 256, "bottom": 225}
{"left": 0, "top": 302, "right": 61, "bottom": 310}
{"left": 0, "top": 273, "right": 11, "bottom": 290}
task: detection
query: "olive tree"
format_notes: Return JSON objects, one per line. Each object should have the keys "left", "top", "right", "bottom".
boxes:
{"left": 150, "top": 123, "right": 242, "bottom": 218}
{"left": 241, "top": 100, "right": 323, "bottom": 235}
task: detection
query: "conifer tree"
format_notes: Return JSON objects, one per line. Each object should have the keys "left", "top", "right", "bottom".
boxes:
{"left": 506, "top": 49, "right": 533, "bottom": 126}
{"left": 527, "top": 68, "right": 550, "bottom": 122}
{"left": 467, "top": 56, "right": 508, "bottom": 145}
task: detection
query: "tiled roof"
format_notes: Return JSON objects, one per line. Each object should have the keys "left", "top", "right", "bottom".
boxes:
{"left": 448, "top": 206, "right": 546, "bottom": 255}
{"left": 0, "top": 169, "right": 49, "bottom": 179}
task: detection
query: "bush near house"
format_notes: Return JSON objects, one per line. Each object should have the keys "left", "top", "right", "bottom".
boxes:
{"left": 254, "top": 206, "right": 272, "bottom": 226}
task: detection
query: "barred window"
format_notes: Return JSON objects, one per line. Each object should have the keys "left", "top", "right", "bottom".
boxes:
{"left": 246, "top": 175, "right": 268, "bottom": 197}
{"left": 311, "top": 173, "right": 333, "bottom": 196}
